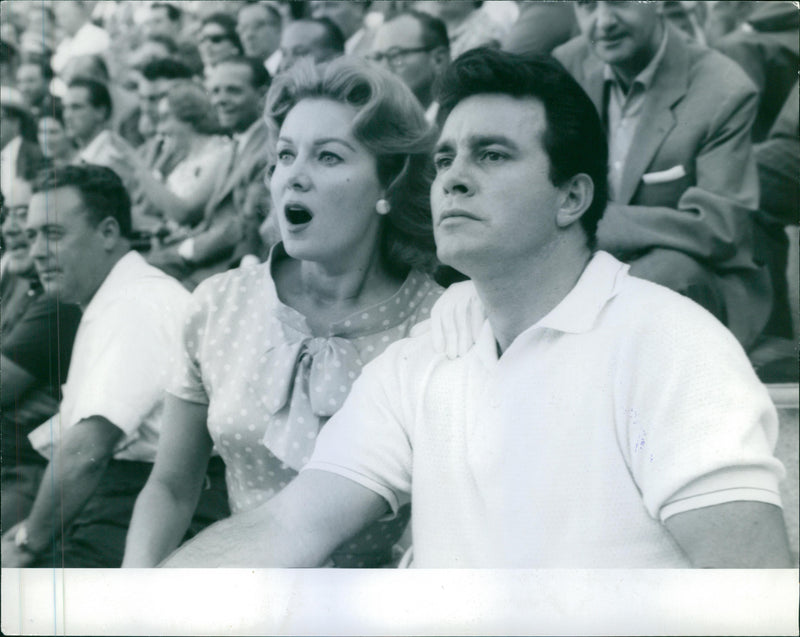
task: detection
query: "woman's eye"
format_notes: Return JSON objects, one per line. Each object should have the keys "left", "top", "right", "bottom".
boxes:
{"left": 276, "top": 149, "right": 294, "bottom": 163}
{"left": 318, "top": 151, "right": 342, "bottom": 165}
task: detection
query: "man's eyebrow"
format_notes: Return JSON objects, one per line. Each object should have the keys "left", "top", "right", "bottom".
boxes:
{"left": 433, "top": 139, "right": 454, "bottom": 155}
{"left": 468, "top": 134, "right": 519, "bottom": 150}
{"left": 434, "top": 134, "right": 519, "bottom": 155}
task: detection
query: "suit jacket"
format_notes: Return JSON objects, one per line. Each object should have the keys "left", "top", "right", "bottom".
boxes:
{"left": 182, "top": 118, "right": 272, "bottom": 286}
{"left": 554, "top": 25, "right": 771, "bottom": 347}
{"left": 714, "top": 2, "right": 799, "bottom": 142}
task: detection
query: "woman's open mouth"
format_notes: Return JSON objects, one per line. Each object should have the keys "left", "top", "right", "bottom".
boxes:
{"left": 284, "top": 203, "right": 313, "bottom": 227}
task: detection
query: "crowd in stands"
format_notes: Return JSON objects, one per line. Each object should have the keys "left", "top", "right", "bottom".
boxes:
{"left": 0, "top": 1, "right": 797, "bottom": 569}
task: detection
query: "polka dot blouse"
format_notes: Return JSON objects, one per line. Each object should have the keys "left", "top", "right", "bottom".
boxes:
{"left": 169, "top": 244, "right": 443, "bottom": 566}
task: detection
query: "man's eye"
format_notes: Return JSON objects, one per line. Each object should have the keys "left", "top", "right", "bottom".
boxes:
{"left": 480, "top": 150, "right": 506, "bottom": 163}
{"left": 433, "top": 155, "right": 452, "bottom": 171}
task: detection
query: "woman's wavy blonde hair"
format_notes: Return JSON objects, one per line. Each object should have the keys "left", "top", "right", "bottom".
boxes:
{"left": 265, "top": 56, "right": 440, "bottom": 277}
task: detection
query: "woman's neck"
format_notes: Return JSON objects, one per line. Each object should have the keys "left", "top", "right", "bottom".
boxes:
{"left": 277, "top": 239, "right": 403, "bottom": 332}
{"left": 299, "top": 241, "right": 392, "bottom": 306}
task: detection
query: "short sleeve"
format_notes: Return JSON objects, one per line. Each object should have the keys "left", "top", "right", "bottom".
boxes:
{"left": 304, "top": 340, "right": 419, "bottom": 515}
{"left": 616, "top": 294, "right": 784, "bottom": 522}
{"left": 167, "top": 281, "right": 212, "bottom": 405}
{"left": 64, "top": 297, "right": 180, "bottom": 434}
{"left": 2, "top": 295, "right": 82, "bottom": 394}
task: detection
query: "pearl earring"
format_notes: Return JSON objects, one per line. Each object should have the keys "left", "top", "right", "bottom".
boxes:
{"left": 375, "top": 199, "right": 391, "bottom": 215}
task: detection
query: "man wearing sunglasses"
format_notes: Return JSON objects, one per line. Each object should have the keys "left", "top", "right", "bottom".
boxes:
{"left": 368, "top": 10, "right": 450, "bottom": 122}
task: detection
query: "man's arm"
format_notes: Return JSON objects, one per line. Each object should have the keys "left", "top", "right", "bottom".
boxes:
{"left": 1, "top": 416, "right": 123, "bottom": 566}
{"left": 0, "top": 355, "right": 37, "bottom": 408}
{"left": 162, "top": 469, "right": 388, "bottom": 567}
{"left": 665, "top": 501, "right": 793, "bottom": 568}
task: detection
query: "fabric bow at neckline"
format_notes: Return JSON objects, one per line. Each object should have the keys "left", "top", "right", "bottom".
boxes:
{"left": 260, "top": 334, "right": 363, "bottom": 471}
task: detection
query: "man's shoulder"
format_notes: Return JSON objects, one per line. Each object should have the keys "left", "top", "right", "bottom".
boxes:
{"left": 97, "top": 253, "right": 191, "bottom": 319}
{"left": 552, "top": 34, "right": 593, "bottom": 73}
{"left": 673, "top": 32, "right": 757, "bottom": 98}
{"left": 610, "top": 270, "right": 746, "bottom": 349}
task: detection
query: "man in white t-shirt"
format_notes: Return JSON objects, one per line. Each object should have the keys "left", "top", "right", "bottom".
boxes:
{"left": 163, "top": 49, "right": 792, "bottom": 569}
{"left": 0, "top": 165, "right": 228, "bottom": 567}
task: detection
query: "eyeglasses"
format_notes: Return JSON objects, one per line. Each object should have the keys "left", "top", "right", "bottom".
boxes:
{"left": 366, "top": 46, "right": 434, "bottom": 67}
{"left": 201, "top": 33, "right": 231, "bottom": 45}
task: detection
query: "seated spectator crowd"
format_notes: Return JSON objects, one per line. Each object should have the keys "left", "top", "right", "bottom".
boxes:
{"left": 0, "top": 1, "right": 797, "bottom": 570}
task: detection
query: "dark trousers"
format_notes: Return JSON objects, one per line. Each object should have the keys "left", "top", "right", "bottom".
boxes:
{"left": 30, "top": 456, "right": 229, "bottom": 568}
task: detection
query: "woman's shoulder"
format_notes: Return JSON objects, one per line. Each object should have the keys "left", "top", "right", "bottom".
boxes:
{"left": 402, "top": 269, "right": 444, "bottom": 310}
{"left": 190, "top": 262, "right": 275, "bottom": 311}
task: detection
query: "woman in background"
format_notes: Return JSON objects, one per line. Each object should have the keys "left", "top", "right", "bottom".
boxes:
{"left": 123, "top": 57, "right": 443, "bottom": 568}
{"left": 112, "top": 81, "right": 232, "bottom": 241}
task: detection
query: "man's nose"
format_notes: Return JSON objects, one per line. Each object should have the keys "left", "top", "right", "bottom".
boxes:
{"left": 595, "top": 2, "right": 618, "bottom": 30}
{"left": 27, "top": 231, "right": 47, "bottom": 259}
{"left": 441, "top": 156, "right": 475, "bottom": 197}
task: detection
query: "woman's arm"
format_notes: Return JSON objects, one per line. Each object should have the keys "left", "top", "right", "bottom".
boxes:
{"left": 122, "top": 395, "right": 215, "bottom": 567}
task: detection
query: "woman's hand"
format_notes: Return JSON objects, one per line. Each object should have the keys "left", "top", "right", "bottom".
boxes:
{"left": 430, "top": 281, "right": 485, "bottom": 359}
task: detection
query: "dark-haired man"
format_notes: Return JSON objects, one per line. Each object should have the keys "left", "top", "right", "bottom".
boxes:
{"left": 0, "top": 165, "right": 228, "bottom": 567}
{"left": 127, "top": 57, "right": 196, "bottom": 231}
{"left": 144, "top": 2, "right": 183, "bottom": 41}
{"left": 164, "top": 49, "right": 791, "bottom": 569}
{"left": 237, "top": 1, "right": 283, "bottom": 75}
{"left": 136, "top": 57, "right": 194, "bottom": 145}
{"left": 554, "top": 1, "right": 770, "bottom": 350}
{"left": 64, "top": 78, "right": 129, "bottom": 170}
{"left": 309, "top": 0, "right": 375, "bottom": 55}
{"left": 15, "top": 60, "right": 58, "bottom": 119}
{"left": 147, "top": 57, "right": 272, "bottom": 287}
{"left": 278, "top": 18, "right": 344, "bottom": 73}
{"left": 368, "top": 10, "right": 450, "bottom": 120}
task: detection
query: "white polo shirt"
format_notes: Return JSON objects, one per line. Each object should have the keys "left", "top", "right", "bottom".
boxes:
{"left": 306, "top": 251, "right": 784, "bottom": 567}
{"left": 30, "top": 251, "right": 190, "bottom": 463}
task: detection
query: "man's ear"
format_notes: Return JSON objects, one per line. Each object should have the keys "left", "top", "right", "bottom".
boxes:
{"left": 556, "top": 173, "right": 594, "bottom": 229}
{"left": 97, "top": 216, "right": 122, "bottom": 250}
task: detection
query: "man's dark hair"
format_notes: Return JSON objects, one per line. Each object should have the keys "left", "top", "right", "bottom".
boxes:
{"left": 218, "top": 56, "right": 271, "bottom": 91}
{"left": 151, "top": 1, "right": 182, "bottom": 23}
{"left": 390, "top": 9, "right": 449, "bottom": 50}
{"left": 72, "top": 53, "right": 110, "bottom": 82}
{"left": 140, "top": 56, "right": 193, "bottom": 82}
{"left": 67, "top": 77, "right": 113, "bottom": 121}
{"left": 201, "top": 12, "right": 245, "bottom": 55}
{"left": 436, "top": 48, "right": 608, "bottom": 246}
{"left": 304, "top": 17, "right": 346, "bottom": 53}
{"left": 39, "top": 99, "right": 65, "bottom": 125}
{"left": 239, "top": 1, "right": 282, "bottom": 26}
{"left": 33, "top": 164, "right": 133, "bottom": 238}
